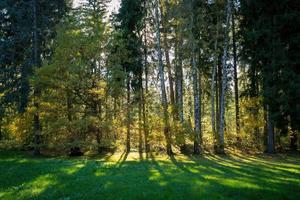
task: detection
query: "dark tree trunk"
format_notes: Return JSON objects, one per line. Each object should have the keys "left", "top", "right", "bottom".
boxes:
{"left": 32, "top": 0, "right": 41, "bottom": 156}
{"left": 160, "top": 2, "right": 175, "bottom": 111}
{"left": 0, "top": 120, "right": 2, "bottom": 141}
{"left": 126, "top": 74, "right": 131, "bottom": 153}
{"left": 175, "top": 27, "right": 184, "bottom": 123}
{"left": 290, "top": 131, "right": 298, "bottom": 151}
{"left": 96, "top": 102, "right": 102, "bottom": 154}
{"left": 212, "top": 17, "right": 219, "bottom": 151}
{"left": 143, "top": 0, "right": 150, "bottom": 153}
{"left": 267, "top": 105, "right": 275, "bottom": 154}
{"left": 138, "top": 90, "right": 143, "bottom": 154}
{"left": 263, "top": 107, "right": 268, "bottom": 152}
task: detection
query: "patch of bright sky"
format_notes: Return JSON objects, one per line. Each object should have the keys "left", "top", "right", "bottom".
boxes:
{"left": 73, "top": 0, "right": 120, "bottom": 14}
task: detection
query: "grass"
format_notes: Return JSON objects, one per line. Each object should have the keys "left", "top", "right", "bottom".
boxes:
{"left": 0, "top": 150, "right": 299, "bottom": 200}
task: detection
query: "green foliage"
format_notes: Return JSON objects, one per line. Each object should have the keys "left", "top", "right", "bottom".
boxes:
{"left": 1, "top": 0, "right": 299, "bottom": 154}
{"left": 240, "top": 0, "right": 300, "bottom": 133}
{"left": 0, "top": 0, "right": 68, "bottom": 113}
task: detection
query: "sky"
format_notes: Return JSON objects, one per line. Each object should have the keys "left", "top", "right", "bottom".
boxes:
{"left": 73, "top": 0, "right": 120, "bottom": 13}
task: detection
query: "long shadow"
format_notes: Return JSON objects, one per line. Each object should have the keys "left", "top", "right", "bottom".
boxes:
{"left": 185, "top": 153, "right": 290, "bottom": 188}
{"left": 2, "top": 151, "right": 300, "bottom": 200}
{"left": 148, "top": 152, "right": 168, "bottom": 178}
{"left": 202, "top": 153, "right": 300, "bottom": 190}
{"left": 169, "top": 154, "right": 205, "bottom": 179}
{"left": 0, "top": 152, "right": 69, "bottom": 194}
{"left": 231, "top": 152, "right": 300, "bottom": 170}
{"left": 208, "top": 153, "right": 300, "bottom": 178}
{"left": 115, "top": 150, "right": 129, "bottom": 168}
{"left": 115, "top": 150, "right": 126, "bottom": 164}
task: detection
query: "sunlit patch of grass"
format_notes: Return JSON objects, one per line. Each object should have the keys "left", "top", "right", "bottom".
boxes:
{"left": 0, "top": 151, "right": 299, "bottom": 200}
{"left": 1, "top": 174, "right": 57, "bottom": 199}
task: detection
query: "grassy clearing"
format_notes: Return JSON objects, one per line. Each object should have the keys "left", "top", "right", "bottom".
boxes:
{"left": 0, "top": 151, "right": 299, "bottom": 200}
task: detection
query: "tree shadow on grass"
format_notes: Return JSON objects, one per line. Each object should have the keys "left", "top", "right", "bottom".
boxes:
{"left": 0, "top": 152, "right": 73, "bottom": 199}
{"left": 1, "top": 151, "right": 300, "bottom": 200}
{"left": 115, "top": 150, "right": 129, "bottom": 167}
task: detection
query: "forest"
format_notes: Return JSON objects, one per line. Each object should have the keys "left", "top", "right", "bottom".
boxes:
{"left": 0, "top": 0, "right": 299, "bottom": 199}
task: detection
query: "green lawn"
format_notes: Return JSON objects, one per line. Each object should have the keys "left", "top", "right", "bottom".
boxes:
{"left": 0, "top": 151, "right": 299, "bottom": 200}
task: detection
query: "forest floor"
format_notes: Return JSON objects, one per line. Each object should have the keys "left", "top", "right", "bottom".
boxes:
{"left": 0, "top": 150, "right": 299, "bottom": 200}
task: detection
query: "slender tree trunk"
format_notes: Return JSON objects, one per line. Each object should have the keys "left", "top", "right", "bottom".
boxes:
{"left": 290, "top": 130, "right": 298, "bottom": 151}
{"left": 0, "top": 117, "right": 2, "bottom": 141}
{"left": 218, "top": 0, "right": 232, "bottom": 154}
{"left": 66, "top": 91, "right": 74, "bottom": 151}
{"left": 155, "top": 0, "right": 172, "bottom": 155}
{"left": 188, "top": 92, "right": 193, "bottom": 128}
{"left": 232, "top": 2, "right": 240, "bottom": 137}
{"left": 176, "top": 32, "right": 184, "bottom": 123}
{"left": 32, "top": 0, "right": 41, "bottom": 156}
{"left": 290, "top": 113, "right": 298, "bottom": 151}
{"left": 142, "top": 78, "right": 149, "bottom": 152}
{"left": 126, "top": 74, "right": 131, "bottom": 152}
{"left": 138, "top": 88, "right": 143, "bottom": 154}
{"left": 267, "top": 105, "right": 275, "bottom": 154}
{"left": 96, "top": 102, "right": 102, "bottom": 154}
{"left": 192, "top": 53, "right": 201, "bottom": 154}
{"left": 211, "top": 18, "right": 219, "bottom": 149}
{"left": 160, "top": 3, "right": 175, "bottom": 111}
{"left": 216, "top": 64, "right": 220, "bottom": 137}
{"left": 66, "top": 91, "right": 73, "bottom": 122}
{"left": 143, "top": 0, "right": 150, "bottom": 153}
{"left": 174, "top": 0, "right": 184, "bottom": 123}
{"left": 266, "top": 16, "right": 277, "bottom": 154}
{"left": 263, "top": 106, "right": 268, "bottom": 152}
{"left": 96, "top": 130, "right": 102, "bottom": 153}
{"left": 190, "top": 0, "right": 201, "bottom": 154}
{"left": 198, "top": 67, "right": 203, "bottom": 147}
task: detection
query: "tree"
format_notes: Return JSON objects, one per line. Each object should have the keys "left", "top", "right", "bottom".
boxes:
{"left": 0, "top": 0, "right": 67, "bottom": 154}
{"left": 240, "top": 0, "right": 300, "bottom": 153}
{"left": 115, "top": 0, "right": 144, "bottom": 152}
{"left": 190, "top": 0, "right": 201, "bottom": 154}
{"left": 218, "top": 0, "right": 232, "bottom": 154}
{"left": 232, "top": 0, "right": 240, "bottom": 137}
{"left": 155, "top": 0, "right": 172, "bottom": 155}
{"left": 211, "top": 8, "right": 219, "bottom": 150}
{"left": 36, "top": 1, "right": 111, "bottom": 153}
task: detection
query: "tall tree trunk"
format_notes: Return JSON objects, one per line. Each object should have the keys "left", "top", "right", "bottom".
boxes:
{"left": 126, "top": 74, "right": 131, "bottom": 152}
{"left": 96, "top": 102, "right": 103, "bottom": 154}
{"left": 143, "top": 0, "right": 150, "bottom": 153}
{"left": 267, "top": 105, "right": 275, "bottom": 154}
{"left": 232, "top": 2, "right": 240, "bottom": 137}
{"left": 66, "top": 91, "right": 75, "bottom": 152}
{"left": 190, "top": 0, "right": 201, "bottom": 154}
{"left": 216, "top": 63, "right": 220, "bottom": 139}
{"left": 155, "top": 0, "right": 172, "bottom": 155}
{"left": 218, "top": 0, "right": 232, "bottom": 154}
{"left": 290, "top": 113, "right": 298, "bottom": 151}
{"left": 192, "top": 53, "right": 201, "bottom": 154}
{"left": 138, "top": 83, "right": 143, "bottom": 154}
{"left": 160, "top": 2, "right": 175, "bottom": 111}
{"left": 0, "top": 117, "right": 2, "bottom": 141}
{"left": 199, "top": 66, "right": 203, "bottom": 148}
{"left": 211, "top": 18, "right": 219, "bottom": 149}
{"left": 175, "top": 31, "right": 184, "bottom": 123}
{"left": 263, "top": 106, "right": 268, "bottom": 152}
{"left": 32, "top": 0, "right": 41, "bottom": 156}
